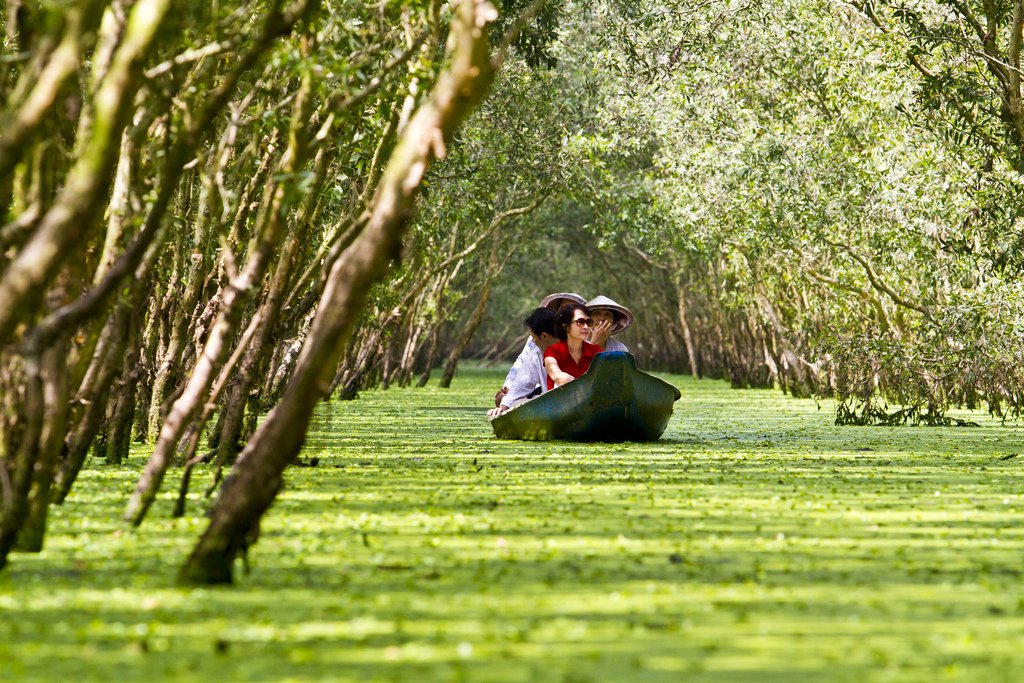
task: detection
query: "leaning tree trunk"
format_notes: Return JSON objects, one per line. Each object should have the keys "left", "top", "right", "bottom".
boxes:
{"left": 416, "top": 273, "right": 454, "bottom": 387}
{"left": 676, "top": 281, "right": 700, "bottom": 379}
{"left": 0, "top": 0, "right": 173, "bottom": 346}
{"left": 124, "top": 73, "right": 317, "bottom": 526}
{"left": 178, "top": 0, "right": 500, "bottom": 584}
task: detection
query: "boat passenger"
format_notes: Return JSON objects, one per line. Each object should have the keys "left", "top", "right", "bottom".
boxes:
{"left": 487, "top": 308, "right": 559, "bottom": 418}
{"left": 544, "top": 303, "right": 604, "bottom": 389}
{"left": 586, "top": 295, "right": 633, "bottom": 353}
{"left": 494, "top": 292, "right": 586, "bottom": 406}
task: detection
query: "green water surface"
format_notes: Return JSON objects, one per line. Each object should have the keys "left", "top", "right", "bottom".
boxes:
{"left": 2, "top": 367, "right": 1023, "bottom": 682}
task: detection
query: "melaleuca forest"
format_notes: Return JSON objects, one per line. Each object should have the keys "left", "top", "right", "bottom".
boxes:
{"left": 2, "top": 0, "right": 1024, "bottom": 680}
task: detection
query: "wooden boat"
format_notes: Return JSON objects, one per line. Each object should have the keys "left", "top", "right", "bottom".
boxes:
{"left": 490, "top": 351, "right": 681, "bottom": 442}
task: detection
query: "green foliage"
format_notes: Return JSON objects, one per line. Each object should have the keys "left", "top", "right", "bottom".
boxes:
{"left": 471, "top": 0, "right": 1024, "bottom": 418}
{"left": 823, "top": 280, "right": 1024, "bottom": 421}
{"left": 492, "top": 0, "right": 565, "bottom": 68}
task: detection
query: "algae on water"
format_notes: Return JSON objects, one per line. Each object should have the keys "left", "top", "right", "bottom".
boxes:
{"left": 3, "top": 370, "right": 1023, "bottom": 682}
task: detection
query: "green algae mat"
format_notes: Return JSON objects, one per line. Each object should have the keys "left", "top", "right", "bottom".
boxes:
{"left": 2, "top": 368, "right": 1024, "bottom": 682}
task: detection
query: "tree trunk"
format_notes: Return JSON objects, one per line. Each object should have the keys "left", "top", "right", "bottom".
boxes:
{"left": 13, "top": 341, "right": 68, "bottom": 551}
{"left": 0, "top": 0, "right": 173, "bottom": 346}
{"left": 51, "top": 302, "right": 132, "bottom": 504}
{"left": 179, "top": 0, "right": 499, "bottom": 584}
{"left": 676, "top": 282, "right": 699, "bottom": 379}
{"left": 0, "top": 355, "right": 44, "bottom": 569}
{"left": 104, "top": 361, "right": 139, "bottom": 466}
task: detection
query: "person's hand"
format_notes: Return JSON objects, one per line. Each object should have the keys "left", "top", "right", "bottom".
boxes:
{"left": 590, "top": 319, "right": 612, "bottom": 347}
{"left": 494, "top": 386, "right": 508, "bottom": 407}
{"left": 487, "top": 405, "right": 509, "bottom": 418}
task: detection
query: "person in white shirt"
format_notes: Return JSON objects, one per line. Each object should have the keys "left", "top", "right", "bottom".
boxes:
{"left": 494, "top": 292, "right": 586, "bottom": 407}
{"left": 586, "top": 295, "right": 633, "bottom": 352}
{"left": 488, "top": 307, "right": 559, "bottom": 418}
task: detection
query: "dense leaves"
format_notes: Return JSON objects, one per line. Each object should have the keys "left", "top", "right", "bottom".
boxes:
{"left": 468, "top": 0, "right": 1024, "bottom": 424}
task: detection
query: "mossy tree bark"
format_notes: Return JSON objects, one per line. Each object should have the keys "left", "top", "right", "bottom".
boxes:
{"left": 0, "top": 0, "right": 173, "bottom": 346}
{"left": 124, "top": 70, "right": 318, "bottom": 526}
{"left": 178, "top": 0, "right": 501, "bottom": 585}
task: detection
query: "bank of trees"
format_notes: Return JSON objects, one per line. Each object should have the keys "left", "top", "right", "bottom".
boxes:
{"left": 474, "top": 0, "right": 1024, "bottom": 424}
{"left": 0, "top": 0, "right": 554, "bottom": 581}
{"left": 3, "top": 0, "right": 1024, "bottom": 581}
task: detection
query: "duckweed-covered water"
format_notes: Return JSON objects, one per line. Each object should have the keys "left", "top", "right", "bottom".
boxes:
{"left": 2, "top": 367, "right": 1023, "bottom": 682}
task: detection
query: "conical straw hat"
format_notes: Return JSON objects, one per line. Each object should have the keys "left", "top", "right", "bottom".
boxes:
{"left": 539, "top": 292, "right": 586, "bottom": 310}
{"left": 586, "top": 295, "right": 633, "bottom": 334}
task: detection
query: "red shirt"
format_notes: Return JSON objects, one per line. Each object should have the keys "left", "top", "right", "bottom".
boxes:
{"left": 543, "top": 340, "right": 603, "bottom": 390}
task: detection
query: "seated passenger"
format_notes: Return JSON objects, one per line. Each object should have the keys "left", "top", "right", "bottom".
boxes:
{"left": 586, "top": 295, "right": 633, "bottom": 353}
{"left": 495, "top": 292, "right": 586, "bottom": 406}
{"left": 488, "top": 308, "right": 559, "bottom": 418}
{"left": 544, "top": 303, "right": 604, "bottom": 389}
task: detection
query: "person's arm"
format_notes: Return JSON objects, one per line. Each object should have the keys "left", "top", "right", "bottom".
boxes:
{"left": 544, "top": 356, "right": 575, "bottom": 387}
{"left": 489, "top": 364, "right": 541, "bottom": 417}
{"left": 495, "top": 339, "right": 533, "bottom": 406}
{"left": 493, "top": 387, "right": 508, "bottom": 407}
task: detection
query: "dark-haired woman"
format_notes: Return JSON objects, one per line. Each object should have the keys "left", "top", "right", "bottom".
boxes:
{"left": 543, "top": 304, "right": 604, "bottom": 389}
{"left": 494, "top": 292, "right": 586, "bottom": 407}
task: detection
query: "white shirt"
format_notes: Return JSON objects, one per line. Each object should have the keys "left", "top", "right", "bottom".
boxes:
{"left": 503, "top": 337, "right": 535, "bottom": 388}
{"left": 500, "top": 338, "right": 548, "bottom": 409}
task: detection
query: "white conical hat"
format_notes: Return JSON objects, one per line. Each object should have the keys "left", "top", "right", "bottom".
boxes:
{"left": 586, "top": 295, "right": 633, "bottom": 334}
{"left": 539, "top": 292, "right": 586, "bottom": 310}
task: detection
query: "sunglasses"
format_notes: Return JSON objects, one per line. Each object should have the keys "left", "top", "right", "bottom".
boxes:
{"left": 572, "top": 318, "right": 593, "bottom": 328}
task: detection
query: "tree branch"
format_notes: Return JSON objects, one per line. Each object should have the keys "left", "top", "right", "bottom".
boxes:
{"left": 823, "top": 239, "right": 930, "bottom": 316}
{"left": 325, "top": 30, "right": 430, "bottom": 116}
{"left": 144, "top": 40, "right": 231, "bottom": 79}
{"left": 491, "top": 0, "right": 548, "bottom": 70}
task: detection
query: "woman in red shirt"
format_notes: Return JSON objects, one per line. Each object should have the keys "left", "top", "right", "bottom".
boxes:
{"left": 543, "top": 303, "right": 604, "bottom": 390}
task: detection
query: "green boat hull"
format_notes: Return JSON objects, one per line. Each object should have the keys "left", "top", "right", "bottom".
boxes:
{"left": 490, "top": 351, "right": 681, "bottom": 442}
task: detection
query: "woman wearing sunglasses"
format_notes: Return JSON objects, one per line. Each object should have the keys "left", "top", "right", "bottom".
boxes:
{"left": 494, "top": 292, "right": 586, "bottom": 407}
{"left": 543, "top": 303, "right": 604, "bottom": 389}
